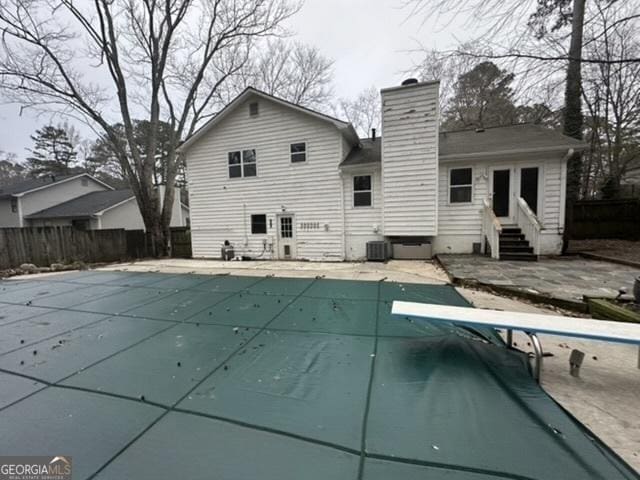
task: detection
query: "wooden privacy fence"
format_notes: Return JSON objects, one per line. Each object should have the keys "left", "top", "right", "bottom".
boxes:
{"left": 124, "top": 227, "right": 192, "bottom": 258}
{"left": 0, "top": 227, "right": 127, "bottom": 270}
{"left": 571, "top": 199, "right": 640, "bottom": 240}
{"left": 170, "top": 227, "right": 192, "bottom": 258}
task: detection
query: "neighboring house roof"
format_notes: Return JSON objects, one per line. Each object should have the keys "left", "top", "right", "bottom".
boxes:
{"left": 25, "top": 189, "right": 135, "bottom": 219}
{"left": 439, "top": 124, "right": 587, "bottom": 159}
{"left": 179, "top": 87, "right": 360, "bottom": 153}
{"left": 339, "top": 124, "right": 586, "bottom": 167}
{"left": 0, "top": 173, "right": 113, "bottom": 200}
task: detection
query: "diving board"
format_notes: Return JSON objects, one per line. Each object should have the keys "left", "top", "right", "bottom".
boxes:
{"left": 392, "top": 301, "right": 640, "bottom": 382}
{"left": 392, "top": 301, "right": 640, "bottom": 345}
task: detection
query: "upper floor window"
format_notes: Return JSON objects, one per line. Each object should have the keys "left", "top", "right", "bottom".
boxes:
{"left": 353, "top": 175, "right": 372, "bottom": 207}
{"left": 10, "top": 198, "right": 17, "bottom": 213}
{"left": 81, "top": 177, "right": 89, "bottom": 186}
{"left": 249, "top": 102, "right": 259, "bottom": 116}
{"left": 449, "top": 167, "right": 473, "bottom": 203}
{"left": 290, "top": 142, "right": 306, "bottom": 163}
{"left": 228, "top": 149, "right": 256, "bottom": 178}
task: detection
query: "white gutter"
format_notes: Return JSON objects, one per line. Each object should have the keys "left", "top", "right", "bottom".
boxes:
{"left": 439, "top": 144, "right": 588, "bottom": 161}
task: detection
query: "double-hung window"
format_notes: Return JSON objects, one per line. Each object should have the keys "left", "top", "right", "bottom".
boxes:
{"left": 353, "top": 175, "right": 372, "bottom": 207}
{"left": 228, "top": 149, "right": 256, "bottom": 178}
{"left": 290, "top": 142, "right": 306, "bottom": 163}
{"left": 449, "top": 167, "right": 473, "bottom": 203}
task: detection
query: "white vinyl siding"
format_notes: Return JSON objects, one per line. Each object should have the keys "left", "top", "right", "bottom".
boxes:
{"left": 381, "top": 82, "right": 439, "bottom": 235}
{"left": 186, "top": 95, "right": 346, "bottom": 261}
{"left": 0, "top": 198, "right": 21, "bottom": 227}
{"left": 436, "top": 153, "right": 567, "bottom": 255}
{"left": 343, "top": 168, "right": 383, "bottom": 260}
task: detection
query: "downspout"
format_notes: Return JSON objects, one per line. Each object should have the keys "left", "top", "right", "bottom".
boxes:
{"left": 17, "top": 197, "right": 23, "bottom": 227}
{"left": 339, "top": 170, "right": 347, "bottom": 261}
{"left": 559, "top": 148, "right": 574, "bottom": 235}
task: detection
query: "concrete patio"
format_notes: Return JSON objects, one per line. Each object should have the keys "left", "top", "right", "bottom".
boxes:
{"left": 438, "top": 254, "right": 639, "bottom": 308}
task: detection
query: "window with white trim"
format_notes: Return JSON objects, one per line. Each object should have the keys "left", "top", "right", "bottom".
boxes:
{"left": 228, "top": 149, "right": 256, "bottom": 178}
{"left": 449, "top": 167, "right": 473, "bottom": 203}
{"left": 290, "top": 142, "right": 306, "bottom": 163}
{"left": 353, "top": 175, "right": 372, "bottom": 207}
{"left": 10, "top": 198, "right": 17, "bottom": 213}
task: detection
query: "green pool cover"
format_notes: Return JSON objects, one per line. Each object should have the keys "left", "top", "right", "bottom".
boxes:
{"left": 0, "top": 271, "right": 636, "bottom": 479}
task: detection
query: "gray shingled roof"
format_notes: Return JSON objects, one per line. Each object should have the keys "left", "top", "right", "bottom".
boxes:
{"left": 340, "top": 124, "right": 585, "bottom": 167}
{"left": 439, "top": 123, "right": 585, "bottom": 158}
{"left": 340, "top": 138, "right": 381, "bottom": 167}
{"left": 0, "top": 174, "right": 77, "bottom": 199}
{"left": 25, "top": 189, "right": 134, "bottom": 219}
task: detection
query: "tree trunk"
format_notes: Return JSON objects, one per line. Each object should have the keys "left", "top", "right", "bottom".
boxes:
{"left": 562, "top": 0, "right": 586, "bottom": 253}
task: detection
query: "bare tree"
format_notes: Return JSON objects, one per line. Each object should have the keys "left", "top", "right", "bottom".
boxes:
{"left": 334, "top": 86, "right": 381, "bottom": 138}
{"left": 581, "top": 2, "right": 640, "bottom": 198}
{"left": 0, "top": 0, "right": 297, "bottom": 253}
{"left": 404, "top": 0, "right": 640, "bottom": 249}
{"left": 223, "top": 39, "right": 334, "bottom": 111}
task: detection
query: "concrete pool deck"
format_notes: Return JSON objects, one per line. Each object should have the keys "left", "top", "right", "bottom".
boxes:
{"left": 438, "top": 254, "right": 639, "bottom": 310}
{"left": 3, "top": 260, "right": 639, "bottom": 474}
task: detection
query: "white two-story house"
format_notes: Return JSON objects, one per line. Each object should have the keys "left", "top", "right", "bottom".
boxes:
{"left": 181, "top": 80, "right": 585, "bottom": 261}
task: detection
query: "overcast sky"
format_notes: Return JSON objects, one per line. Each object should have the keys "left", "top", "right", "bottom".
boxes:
{"left": 0, "top": 0, "right": 464, "bottom": 160}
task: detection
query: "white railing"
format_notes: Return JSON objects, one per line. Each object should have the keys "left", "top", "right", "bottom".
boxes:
{"left": 516, "top": 197, "right": 542, "bottom": 255}
{"left": 482, "top": 198, "right": 502, "bottom": 259}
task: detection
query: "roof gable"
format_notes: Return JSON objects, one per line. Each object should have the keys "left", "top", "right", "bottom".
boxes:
{"left": 179, "top": 87, "right": 359, "bottom": 152}
{"left": 0, "top": 173, "right": 113, "bottom": 199}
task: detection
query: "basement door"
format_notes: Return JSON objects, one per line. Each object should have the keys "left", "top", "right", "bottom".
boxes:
{"left": 277, "top": 215, "right": 296, "bottom": 259}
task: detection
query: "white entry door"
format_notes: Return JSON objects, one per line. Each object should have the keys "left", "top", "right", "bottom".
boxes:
{"left": 277, "top": 215, "right": 296, "bottom": 259}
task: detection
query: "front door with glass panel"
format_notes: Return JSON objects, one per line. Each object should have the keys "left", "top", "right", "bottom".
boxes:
{"left": 491, "top": 168, "right": 512, "bottom": 222}
{"left": 277, "top": 215, "right": 296, "bottom": 259}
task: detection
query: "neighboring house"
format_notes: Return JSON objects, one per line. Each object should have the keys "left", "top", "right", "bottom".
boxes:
{"left": 620, "top": 159, "right": 640, "bottom": 198}
{"left": 25, "top": 188, "right": 189, "bottom": 230}
{"left": 0, "top": 173, "right": 189, "bottom": 230}
{"left": 181, "top": 81, "right": 585, "bottom": 262}
{"left": 0, "top": 173, "right": 112, "bottom": 227}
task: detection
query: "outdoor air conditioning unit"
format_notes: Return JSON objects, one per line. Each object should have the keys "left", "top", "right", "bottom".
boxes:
{"left": 366, "top": 241, "right": 389, "bottom": 262}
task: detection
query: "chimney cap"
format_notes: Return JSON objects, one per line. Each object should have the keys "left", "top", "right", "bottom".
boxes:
{"left": 401, "top": 78, "right": 419, "bottom": 86}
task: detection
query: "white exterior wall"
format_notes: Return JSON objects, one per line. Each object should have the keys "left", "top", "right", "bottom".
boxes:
{"left": 434, "top": 152, "right": 568, "bottom": 255}
{"left": 99, "top": 198, "right": 146, "bottom": 230}
{"left": 20, "top": 176, "right": 108, "bottom": 220}
{"left": 0, "top": 198, "right": 21, "bottom": 227}
{"left": 186, "top": 95, "right": 346, "bottom": 261}
{"left": 100, "top": 195, "right": 187, "bottom": 230}
{"left": 342, "top": 166, "right": 383, "bottom": 260}
{"left": 381, "top": 82, "right": 439, "bottom": 236}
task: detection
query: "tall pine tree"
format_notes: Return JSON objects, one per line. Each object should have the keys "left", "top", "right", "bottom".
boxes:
{"left": 25, "top": 125, "right": 78, "bottom": 178}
